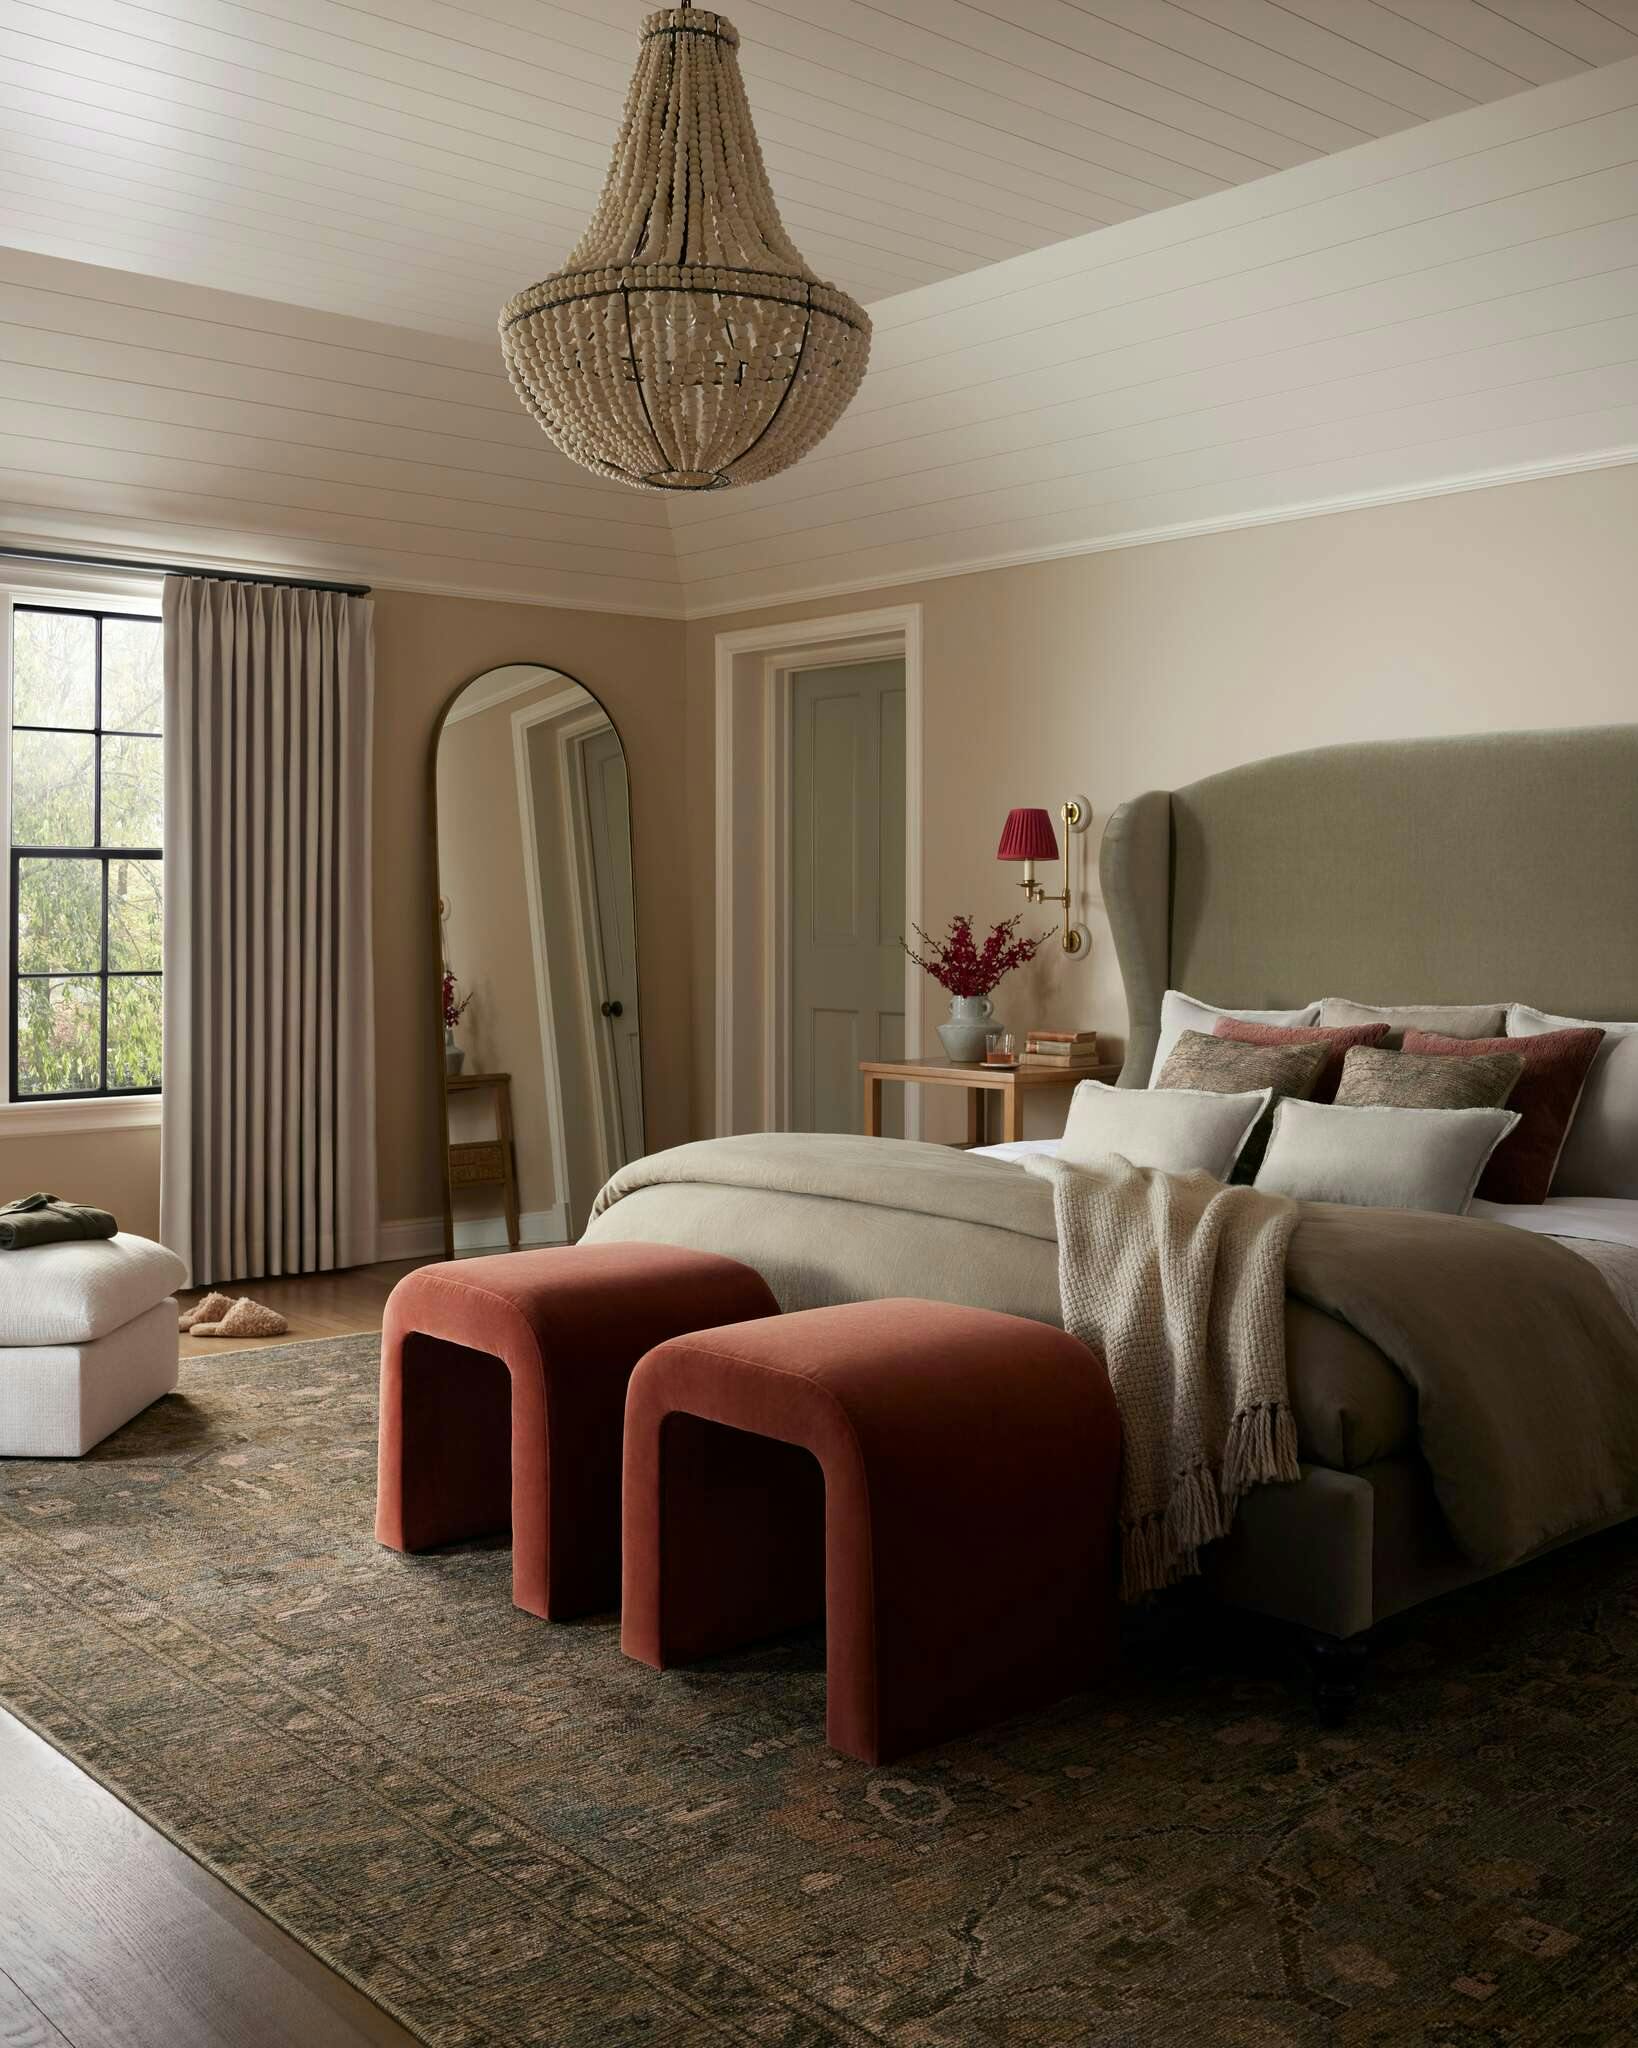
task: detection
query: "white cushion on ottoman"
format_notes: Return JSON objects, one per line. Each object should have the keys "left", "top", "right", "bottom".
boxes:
{"left": 0, "top": 1299, "right": 180, "bottom": 1457}
{"left": 0, "top": 1232, "right": 188, "bottom": 1345}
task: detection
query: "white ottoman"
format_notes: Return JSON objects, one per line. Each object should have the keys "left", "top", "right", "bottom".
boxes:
{"left": 0, "top": 1234, "right": 186, "bottom": 1457}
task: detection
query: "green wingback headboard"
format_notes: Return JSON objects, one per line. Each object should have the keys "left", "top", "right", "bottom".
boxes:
{"left": 1100, "top": 725, "right": 1638, "bottom": 1087}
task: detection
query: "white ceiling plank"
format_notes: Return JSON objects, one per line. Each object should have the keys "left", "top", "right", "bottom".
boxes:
{"left": 1383, "top": 1, "right": 1588, "bottom": 85}
{"left": 867, "top": 91, "right": 1638, "bottom": 366}
{"left": 840, "top": 0, "right": 1321, "bottom": 167}
{"left": 0, "top": 28, "right": 1634, "bottom": 615}
{"left": 1164, "top": 0, "right": 1475, "bottom": 117}
{"left": 1, "top": 0, "right": 1610, "bottom": 338}
{"left": 910, "top": 0, "right": 1390, "bottom": 147}
{"left": 1480, "top": 1, "right": 1638, "bottom": 68}
{"left": 1267, "top": 0, "right": 1547, "bottom": 100}
{"left": 1071, "top": 0, "right": 1491, "bottom": 127}
{"left": 671, "top": 318, "right": 1638, "bottom": 560}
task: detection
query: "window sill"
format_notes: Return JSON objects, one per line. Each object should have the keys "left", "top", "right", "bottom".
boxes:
{"left": 0, "top": 1096, "right": 162, "bottom": 1137}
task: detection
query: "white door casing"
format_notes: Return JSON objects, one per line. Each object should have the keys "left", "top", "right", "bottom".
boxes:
{"left": 714, "top": 606, "right": 923, "bottom": 1139}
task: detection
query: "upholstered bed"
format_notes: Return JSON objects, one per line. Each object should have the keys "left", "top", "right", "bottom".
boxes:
{"left": 586, "top": 724, "right": 1638, "bottom": 1690}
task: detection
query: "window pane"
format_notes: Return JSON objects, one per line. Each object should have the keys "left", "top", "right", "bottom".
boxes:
{"left": 16, "top": 976, "right": 101, "bottom": 1096}
{"left": 12, "top": 729, "right": 95, "bottom": 846}
{"left": 102, "top": 618, "right": 163, "bottom": 734}
{"left": 107, "top": 974, "right": 162, "bottom": 1090}
{"left": 107, "top": 857, "right": 163, "bottom": 971}
{"left": 12, "top": 611, "right": 95, "bottom": 729}
{"left": 17, "top": 857, "right": 101, "bottom": 973}
{"left": 100, "top": 734, "right": 163, "bottom": 847}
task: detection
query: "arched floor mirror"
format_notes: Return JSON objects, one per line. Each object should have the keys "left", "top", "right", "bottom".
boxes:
{"left": 432, "top": 664, "right": 644, "bottom": 1256}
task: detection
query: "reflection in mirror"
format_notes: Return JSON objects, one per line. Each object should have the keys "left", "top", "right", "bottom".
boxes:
{"left": 434, "top": 665, "right": 643, "bottom": 1253}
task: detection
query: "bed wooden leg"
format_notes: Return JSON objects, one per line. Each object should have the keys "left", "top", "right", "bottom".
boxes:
{"left": 1301, "top": 1629, "right": 1369, "bottom": 1726}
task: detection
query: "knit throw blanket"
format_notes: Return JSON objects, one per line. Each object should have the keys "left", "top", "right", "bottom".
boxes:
{"left": 1025, "top": 1154, "right": 1302, "bottom": 1600}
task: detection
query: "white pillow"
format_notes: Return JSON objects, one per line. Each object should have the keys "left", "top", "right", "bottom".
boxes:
{"left": 1148, "top": 989, "right": 1320, "bottom": 1084}
{"left": 1060, "top": 1080, "right": 1273, "bottom": 1181}
{"left": 0, "top": 1232, "right": 187, "bottom": 1346}
{"left": 1508, "top": 1003, "right": 1638, "bottom": 1200}
{"left": 1254, "top": 1098, "right": 1519, "bottom": 1215}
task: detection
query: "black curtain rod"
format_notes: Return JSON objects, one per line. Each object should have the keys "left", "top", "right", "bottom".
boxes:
{"left": 0, "top": 545, "right": 371, "bottom": 598}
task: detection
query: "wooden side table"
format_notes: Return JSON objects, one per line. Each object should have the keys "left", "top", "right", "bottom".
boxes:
{"left": 859, "top": 1057, "right": 1122, "bottom": 1145}
{"left": 444, "top": 1071, "right": 520, "bottom": 1259}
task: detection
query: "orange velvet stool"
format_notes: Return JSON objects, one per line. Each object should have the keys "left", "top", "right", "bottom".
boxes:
{"left": 622, "top": 1298, "right": 1121, "bottom": 1763}
{"left": 376, "top": 1245, "right": 779, "bottom": 1619}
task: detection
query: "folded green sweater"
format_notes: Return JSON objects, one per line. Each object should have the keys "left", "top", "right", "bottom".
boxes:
{"left": 0, "top": 1192, "right": 119, "bottom": 1251}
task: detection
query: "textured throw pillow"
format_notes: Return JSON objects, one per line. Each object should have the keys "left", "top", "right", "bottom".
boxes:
{"left": 1058, "top": 1080, "right": 1272, "bottom": 1181}
{"left": 1401, "top": 1026, "right": 1605, "bottom": 1206}
{"left": 1254, "top": 1099, "right": 1520, "bottom": 1215}
{"left": 1508, "top": 1004, "right": 1638, "bottom": 1199}
{"left": 1147, "top": 989, "right": 1319, "bottom": 1084}
{"left": 1334, "top": 1043, "right": 1524, "bottom": 1112}
{"left": 1213, "top": 1016, "right": 1391, "bottom": 1103}
{"left": 1318, "top": 998, "right": 1507, "bottom": 1048}
{"left": 1155, "top": 1030, "right": 1332, "bottom": 1178}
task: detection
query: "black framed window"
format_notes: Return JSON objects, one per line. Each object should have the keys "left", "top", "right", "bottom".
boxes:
{"left": 9, "top": 605, "right": 163, "bottom": 1099}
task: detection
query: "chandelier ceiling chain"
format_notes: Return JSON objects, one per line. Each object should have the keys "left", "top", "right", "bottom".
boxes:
{"left": 500, "top": 8, "right": 872, "bottom": 493}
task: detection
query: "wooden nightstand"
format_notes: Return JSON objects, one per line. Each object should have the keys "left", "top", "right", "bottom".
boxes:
{"left": 859, "top": 1057, "right": 1122, "bottom": 1145}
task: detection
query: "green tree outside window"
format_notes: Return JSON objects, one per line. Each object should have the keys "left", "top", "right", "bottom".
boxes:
{"left": 10, "top": 606, "right": 163, "bottom": 1097}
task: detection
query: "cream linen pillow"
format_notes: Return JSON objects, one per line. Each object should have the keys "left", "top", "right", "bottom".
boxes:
{"left": 1253, "top": 1098, "right": 1519, "bottom": 1215}
{"left": 1508, "top": 1003, "right": 1638, "bottom": 1199}
{"left": 1317, "top": 998, "right": 1506, "bottom": 1047}
{"left": 1148, "top": 989, "right": 1319, "bottom": 1083}
{"left": 1060, "top": 1079, "right": 1272, "bottom": 1182}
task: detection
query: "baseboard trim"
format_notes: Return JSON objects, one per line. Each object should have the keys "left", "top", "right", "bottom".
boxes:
{"left": 376, "top": 1207, "right": 569, "bottom": 1261}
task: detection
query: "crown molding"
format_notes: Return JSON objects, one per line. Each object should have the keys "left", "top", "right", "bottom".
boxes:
{"left": 676, "top": 444, "right": 1638, "bottom": 619}
{"left": 9, "top": 442, "right": 1634, "bottom": 630}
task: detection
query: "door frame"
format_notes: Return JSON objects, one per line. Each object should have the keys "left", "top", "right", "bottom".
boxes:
{"left": 714, "top": 606, "right": 923, "bottom": 1138}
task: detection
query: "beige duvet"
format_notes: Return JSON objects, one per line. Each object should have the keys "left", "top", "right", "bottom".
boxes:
{"left": 586, "top": 1133, "right": 1638, "bottom": 1574}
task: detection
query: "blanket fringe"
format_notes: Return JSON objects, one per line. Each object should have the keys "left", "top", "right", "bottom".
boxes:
{"left": 1222, "top": 1399, "right": 1300, "bottom": 1501}
{"left": 1121, "top": 1400, "right": 1300, "bottom": 1601}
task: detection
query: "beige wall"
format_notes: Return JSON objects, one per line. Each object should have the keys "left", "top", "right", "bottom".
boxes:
{"left": 1, "top": 1124, "right": 163, "bottom": 1240}
{"left": 688, "top": 464, "right": 1638, "bottom": 1137}
{"left": 10, "top": 462, "right": 1635, "bottom": 1237}
{"left": 3, "top": 588, "right": 690, "bottom": 1242}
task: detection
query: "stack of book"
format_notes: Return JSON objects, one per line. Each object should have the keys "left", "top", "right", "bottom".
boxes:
{"left": 1022, "top": 1030, "right": 1102, "bottom": 1072}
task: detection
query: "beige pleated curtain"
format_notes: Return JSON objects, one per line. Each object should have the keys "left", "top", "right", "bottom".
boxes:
{"left": 160, "top": 576, "right": 378, "bottom": 1286}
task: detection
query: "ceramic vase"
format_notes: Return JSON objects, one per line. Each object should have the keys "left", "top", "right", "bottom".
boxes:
{"left": 937, "top": 993, "right": 995, "bottom": 1064}
{"left": 444, "top": 1029, "right": 466, "bottom": 1076}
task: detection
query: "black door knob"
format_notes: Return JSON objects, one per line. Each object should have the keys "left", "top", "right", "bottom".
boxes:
{"left": 600, "top": 999, "right": 623, "bottom": 1018}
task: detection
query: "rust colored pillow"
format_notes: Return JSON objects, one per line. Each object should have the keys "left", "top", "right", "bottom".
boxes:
{"left": 1401, "top": 1026, "right": 1605, "bottom": 1204}
{"left": 1214, "top": 1016, "right": 1391, "bottom": 1103}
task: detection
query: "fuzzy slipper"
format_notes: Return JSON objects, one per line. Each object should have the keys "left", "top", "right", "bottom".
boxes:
{"left": 191, "top": 1296, "right": 289, "bottom": 1339}
{"left": 179, "top": 1290, "right": 233, "bottom": 1332}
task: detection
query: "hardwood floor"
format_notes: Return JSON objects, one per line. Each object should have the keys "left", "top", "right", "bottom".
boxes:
{"left": 5, "top": 1258, "right": 439, "bottom": 2048}
{"left": 0, "top": 1713, "right": 417, "bottom": 2048}
{"left": 177, "top": 1256, "right": 434, "bottom": 1359}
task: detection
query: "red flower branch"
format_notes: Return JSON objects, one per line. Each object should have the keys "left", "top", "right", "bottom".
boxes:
{"left": 441, "top": 968, "right": 473, "bottom": 1031}
{"left": 902, "top": 913, "right": 1052, "bottom": 999}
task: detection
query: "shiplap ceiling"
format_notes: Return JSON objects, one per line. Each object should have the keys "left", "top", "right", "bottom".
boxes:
{"left": 2, "top": 0, "right": 1636, "bottom": 337}
{"left": 0, "top": 25, "right": 1634, "bottom": 615}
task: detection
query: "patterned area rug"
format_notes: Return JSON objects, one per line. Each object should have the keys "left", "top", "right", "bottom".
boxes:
{"left": 2, "top": 1336, "right": 1636, "bottom": 2048}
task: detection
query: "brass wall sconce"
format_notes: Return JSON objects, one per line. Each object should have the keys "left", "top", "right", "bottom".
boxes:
{"left": 996, "top": 798, "right": 1092, "bottom": 954}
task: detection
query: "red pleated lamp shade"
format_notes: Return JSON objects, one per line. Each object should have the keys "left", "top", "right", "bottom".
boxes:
{"left": 996, "top": 807, "right": 1059, "bottom": 862}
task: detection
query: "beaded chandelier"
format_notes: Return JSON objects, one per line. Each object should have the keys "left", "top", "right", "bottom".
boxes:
{"left": 500, "top": 8, "right": 872, "bottom": 493}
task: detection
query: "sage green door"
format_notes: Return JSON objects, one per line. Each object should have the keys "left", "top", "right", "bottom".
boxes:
{"left": 790, "top": 660, "right": 906, "bottom": 1134}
